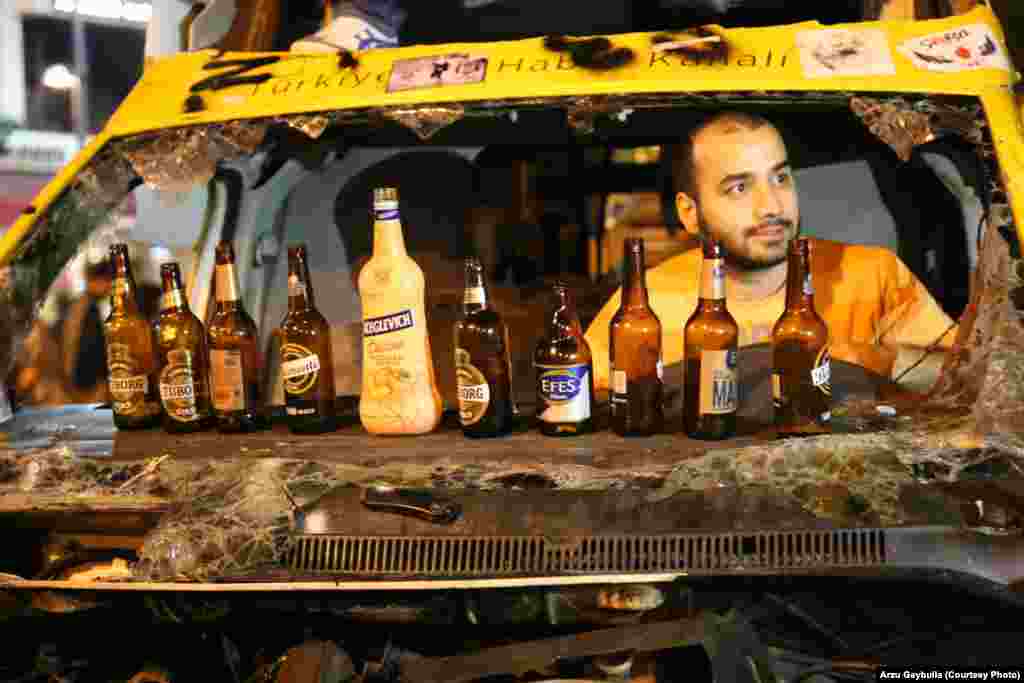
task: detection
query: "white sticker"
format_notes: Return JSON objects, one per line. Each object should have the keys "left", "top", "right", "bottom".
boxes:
{"left": 796, "top": 28, "right": 896, "bottom": 78}
{"left": 387, "top": 53, "right": 488, "bottom": 93}
{"left": 897, "top": 24, "right": 1009, "bottom": 73}
{"left": 612, "top": 369, "right": 627, "bottom": 395}
{"left": 812, "top": 360, "right": 831, "bottom": 388}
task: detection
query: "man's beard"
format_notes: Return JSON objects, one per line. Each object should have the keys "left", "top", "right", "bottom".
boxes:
{"left": 699, "top": 212, "right": 797, "bottom": 272}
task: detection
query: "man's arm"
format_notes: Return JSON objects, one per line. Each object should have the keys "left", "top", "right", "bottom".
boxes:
{"left": 874, "top": 252, "right": 959, "bottom": 392}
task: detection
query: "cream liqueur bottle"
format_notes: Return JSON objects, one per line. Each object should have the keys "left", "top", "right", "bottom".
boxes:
{"left": 358, "top": 187, "right": 443, "bottom": 435}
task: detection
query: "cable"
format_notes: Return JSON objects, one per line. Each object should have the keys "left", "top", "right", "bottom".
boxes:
{"left": 892, "top": 319, "right": 958, "bottom": 384}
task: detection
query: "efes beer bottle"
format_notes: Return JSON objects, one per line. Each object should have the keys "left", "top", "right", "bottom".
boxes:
{"left": 609, "top": 238, "right": 664, "bottom": 436}
{"left": 453, "top": 257, "right": 515, "bottom": 438}
{"left": 155, "top": 262, "right": 214, "bottom": 433}
{"left": 358, "top": 187, "right": 443, "bottom": 435}
{"left": 534, "top": 283, "right": 595, "bottom": 436}
{"left": 683, "top": 239, "right": 739, "bottom": 440}
{"left": 207, "top": 241, "right": 266, "bottom": 433}
{"left": 280, "top": 244, "right": 337, "bottom": 434}
{"left": 103, "top": 243, "right": 161, "bottom": 429}
{"left": 772, "top": 237, "right": 831, "bottom": 436}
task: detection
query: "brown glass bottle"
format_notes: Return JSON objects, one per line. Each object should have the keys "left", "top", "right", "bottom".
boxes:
{"left": 772, "top": 237, "right": 831, "bottom": 436}
{"left": 683, "top": 239, "right": 739, "bottom": 440}
{"left": 280, "top": 244, "right": 337, "bottom": 434}
{"left": 207, "top": 241, "right": 266, "bottom": 433}
{"left": 534, "top": 284, "right": 595, "bottom": 437}
{"left": 454, "top": 257, "right": 514, "bottom": 438}
{"left": 103, "top": 243, "right": 162, "bottom": 430}
{"left": 609, "top": 238, "right": 664, "bottom": 436}
{"left": 155, "top": 262, "right": 214, "bottom": 433}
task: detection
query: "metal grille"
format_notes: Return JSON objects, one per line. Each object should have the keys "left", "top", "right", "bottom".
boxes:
{"left": 288, "top": 529, "right": 887, "bottom": 576}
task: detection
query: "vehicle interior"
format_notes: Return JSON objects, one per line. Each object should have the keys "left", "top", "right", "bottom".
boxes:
{"left": 24, "top": 101, "right": 984, "bottom": 416}
{"left": 0, "top": 4, "right": 1016, "bottom": 679}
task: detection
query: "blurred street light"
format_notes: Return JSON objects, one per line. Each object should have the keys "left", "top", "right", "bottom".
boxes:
{"left": 41, "top": 64, "right": 80, "bottom": 91}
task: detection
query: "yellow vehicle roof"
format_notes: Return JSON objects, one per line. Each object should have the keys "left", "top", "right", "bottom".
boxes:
{"left": 2, "top": 4, "right": 1021, "bottom": 263}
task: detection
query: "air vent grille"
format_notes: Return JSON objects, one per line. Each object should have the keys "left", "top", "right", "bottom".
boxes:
{"left": 288, "top": 529, "right": 887, "bottom": 576}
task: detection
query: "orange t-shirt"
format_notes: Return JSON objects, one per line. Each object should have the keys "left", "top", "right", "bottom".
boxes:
{"left": 584, "top": 237, "right": 958, "bottom": 391}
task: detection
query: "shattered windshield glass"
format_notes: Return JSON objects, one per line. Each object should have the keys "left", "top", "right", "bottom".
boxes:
{"left": 1, "top": 92, "right": 1022, "bottom": 585}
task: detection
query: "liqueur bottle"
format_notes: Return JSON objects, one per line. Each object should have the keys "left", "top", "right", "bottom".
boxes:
{"left": 358, "top": 187, "right": 443, "bottom": 435}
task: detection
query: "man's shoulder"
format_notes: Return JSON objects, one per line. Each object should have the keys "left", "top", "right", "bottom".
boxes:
{"left": 808, "top": 237, "right": 901, "bottom": 272}
{"left": 648, "top": 247, "right": 702, "bottom": 290}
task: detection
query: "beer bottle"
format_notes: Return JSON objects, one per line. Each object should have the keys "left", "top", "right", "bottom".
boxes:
{"left": 280, "top": 244, "right": 337, "bottom": 434}
{"left": 103, "top": 243, "right": 161, "bottom": 429}
{"left": 683, "top": 239, "right": 739, "bottom": 440}
{"left": 358, "top": 187, "right": 443, "bottom": 436}
{"left": 609, "top": 238, "right": 664, "bottom": 436}
{"left": 772, "top": 237, "right": 831, "bottom": 436}
{"left": 155, "top": 262, "right": 214, "bottom": 433}
{"left": 534, "top": 283, "right": 595, "bottom": 436}
{"left": 453, "top": 257, "right": 514, "bottom": 438}
{"left": 207, "top": 241, "right": 266, "bottom": 433}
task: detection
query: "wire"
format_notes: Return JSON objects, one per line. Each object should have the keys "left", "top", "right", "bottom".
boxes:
{"left": 892, "top": 319, "right": 958, "bottom": 384}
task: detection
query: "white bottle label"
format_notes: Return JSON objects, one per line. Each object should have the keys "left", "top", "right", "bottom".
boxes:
{"left": 536, "top": 363, "right": 591, "bottom": 423}
{"left": 612, "top": 369, "right": 627, "bottom": 396}
{"left": 698, "top": 349, "right": 738, "bottom": 415}
{"left": 210, "top": 349, "right": 245, "bottom": 412}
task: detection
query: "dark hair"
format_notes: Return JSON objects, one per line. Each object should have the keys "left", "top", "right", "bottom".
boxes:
{"left": 670, "top": 111, "right": 776, "bottom": 202}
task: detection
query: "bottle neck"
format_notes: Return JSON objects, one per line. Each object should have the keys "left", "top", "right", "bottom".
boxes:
{"left": 288, "top": 270, "right": 314, "bottom": 312}
{"left": 784, "top": 249, "right": 815, "bottom": 311}
{"left": 215, "top": 261, "right": 242, "bottom": 312}
{"left": 698, "top": 255, "right": 727, "bottom": 305}
{"left": 110, "top": 268, "right": 139, "bottom": 315}
{"left": 621, "top": 249, "right": 649, "bottom": 309}
{"left": 160, "top": 284, "right": 188, "bottom": 314}
{"left": 463, "top": 268, "right": 490, "bottom": 315}
{"left": 548, "top": 295, "right": 583, "bottom": 341}
{"left": 372, "top": 201, "right": 408, "bottom": 259}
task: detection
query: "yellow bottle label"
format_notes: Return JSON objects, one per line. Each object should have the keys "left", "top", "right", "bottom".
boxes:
{"left": 107, "top": 342, "right": 159, "bottom": 418}
{"left": 698, "top": 349, "right": 738, "bottom": 415}
{"left": 455, "top": 347, "right": 490, "bottom": 426}
{"left": 159, "top": 349, "right": 200, "bottom": 422}
{"left": 280, "top": 343, "right": 321, "bottom": 396}
{"left": 210, "top": 349, "right": 245, "bottom": 411}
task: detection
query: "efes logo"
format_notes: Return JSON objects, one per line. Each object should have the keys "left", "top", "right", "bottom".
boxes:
{"left": 538, "top": 365, "right": 586, "bottom": 404}
{"left": 812, "top": 346, "right": 832, "bottom": 396}
{"left": 726, "top": 349, "right": 737, "bottom": 369}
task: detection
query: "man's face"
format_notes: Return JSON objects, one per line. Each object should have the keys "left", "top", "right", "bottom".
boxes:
{"left": 685, "top": 123, "right": 799, "bottom": 271}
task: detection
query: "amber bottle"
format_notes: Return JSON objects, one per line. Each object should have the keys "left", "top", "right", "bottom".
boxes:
{"left": 772, "top": 237, "right": 831, "bottom": 436}
{"left": 534, "top": 284, "right": 595, "bottom": 436}
{"left": 103, "top": 243, "right": 161, "bottom": 429}
{"left": 280, "top": 244, "right": 337, "bottom": 434}
{"left": 208, "top": 241, "right": 266, "bottom": 432}
{"left": 155, "top": 263, "right": 214, "bottom": 433}
{"left": 609, "top": 238, "right": 664, "bottom": 436}
{"left": 683, "top": 239, "right": 739, "bottom": 440}
{"left": 454, "top": 257, "right": 515, "bottom": 438}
